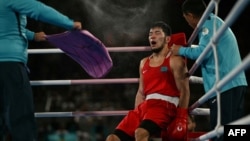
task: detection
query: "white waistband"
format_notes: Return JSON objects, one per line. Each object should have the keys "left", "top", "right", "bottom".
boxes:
{"left": 146, "top": 93, "right": 179, "bottom": 107}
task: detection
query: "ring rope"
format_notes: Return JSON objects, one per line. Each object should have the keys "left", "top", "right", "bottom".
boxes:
{"left": 213, "top": 0, "right": 225, "bottom": 134}
{"left": 28, "top": 46, "right": 151, "bottom": 54}
{"left": 34, "top": 108, "right": 210, "bottom": 118}
{"left": 31, "top": 78, "right": 138, "bottom": 86}
{"left": 35, "top": 110, "right": 129, "bottom": 118}
{"left": 30, "top": 76, "right": 203, "bottom": 86}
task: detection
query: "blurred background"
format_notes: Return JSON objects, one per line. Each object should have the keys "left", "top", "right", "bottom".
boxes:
{"left": 25, "top": 0, "right": 249, "bottom": 140}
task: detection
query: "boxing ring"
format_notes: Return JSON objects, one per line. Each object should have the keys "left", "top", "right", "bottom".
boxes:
{"left": 28, "top": 0, "right": 250, "bottom": 140}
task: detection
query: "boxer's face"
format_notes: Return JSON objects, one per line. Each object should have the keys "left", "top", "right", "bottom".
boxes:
{"left": 149, "top": 27, "right": 169, "bottom": 53}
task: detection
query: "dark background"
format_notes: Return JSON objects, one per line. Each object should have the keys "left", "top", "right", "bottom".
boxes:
{"left": 26, "top": 0, "right": 249, "bottom": 140}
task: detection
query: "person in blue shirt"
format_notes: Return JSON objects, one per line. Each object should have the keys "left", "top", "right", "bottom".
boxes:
{"left": 0, "top": 0, "right": 81, "bottom": 140}
{"left": 171, "top": 0, "right": 248, "bottom": 141}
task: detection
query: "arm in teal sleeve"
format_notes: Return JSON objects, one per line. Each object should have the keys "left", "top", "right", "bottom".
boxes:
{"left": 25, "top": 29, "right": 35, "bottom": 40}
{"left": 179, "top": 46, "right": 204, "bottom": 60}
{"left": 178, "top": 44, "right": 213, "bottom": 61}
{"left": 179, "top": 33, "right": 213, "bottom": 60}
{"left": 7, "top": 0, "right": 74, "bottom": 30}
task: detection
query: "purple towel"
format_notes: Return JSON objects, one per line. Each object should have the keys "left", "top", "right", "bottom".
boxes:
{"left": 46, "top": 30, "right": 113, "bottom": 78}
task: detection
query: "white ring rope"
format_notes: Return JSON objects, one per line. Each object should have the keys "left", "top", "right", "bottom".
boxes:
{"left": 30, "top": 76, "right": 203, "bottom": 86}
{"left": 35, "top": 110, "right": 129, "bottom": 118}
{"left": 212, "top": 0, "right": 222, "bottom": 133}
{"left": 31, "top": 78, "right": 138, "bottom": 86}
{"left": 34, "top": 108, "right": 210, "bottom": 118}
{"left": 28, "top": 46, "right": 151, "bottom": 54}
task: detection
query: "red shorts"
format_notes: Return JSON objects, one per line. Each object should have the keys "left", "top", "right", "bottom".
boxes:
{"left": 116, "top": 99, "right": 177, "bottom": 137}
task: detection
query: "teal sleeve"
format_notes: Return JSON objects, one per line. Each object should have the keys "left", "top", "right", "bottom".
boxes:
{"left": 178, "top": 31, "right": 213, "bottom": 60}
{"left": 178, "top": 46, "right": 202, "bottom": 60}
{"left": 6, "top": 0, "right": 74, "bottom": 29}
{"left": 25, "top": 29, "right": 35, "bottom": 40}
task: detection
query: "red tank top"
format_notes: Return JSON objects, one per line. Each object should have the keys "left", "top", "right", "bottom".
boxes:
{"left": 142, "top": 56, "right": 180, "bottom": 97}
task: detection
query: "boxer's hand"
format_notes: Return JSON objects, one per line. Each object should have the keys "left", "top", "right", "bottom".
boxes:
{"left": 167, "top": 108, "right": 188, "bottom": 141}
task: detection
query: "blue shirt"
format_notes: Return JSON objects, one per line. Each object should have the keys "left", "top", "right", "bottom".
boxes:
{"left": 179, "top": 14, "right": 247, "bottom": 98}
{"left": 0, "top": 0, "right": 74, "bottom": 64}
